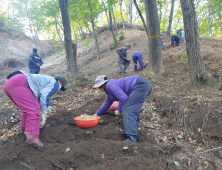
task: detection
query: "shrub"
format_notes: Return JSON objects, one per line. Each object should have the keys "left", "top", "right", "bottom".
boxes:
{"left": 118, "top": 35, "right": 125, "bottom": 41}
{"left": 83, "top": 37, "right": 91, "bottom": 47}
{"left": 109, "top": 44, "right": 116, "bottom": 50}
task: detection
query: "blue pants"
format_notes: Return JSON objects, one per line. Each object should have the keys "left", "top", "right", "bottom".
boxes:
{"left": 30, "top": 69, "right": 40, "bottom": 74}
{"left": 171, "top": 35, "right": 180, "bottom": 46}
{"left": 122, "top": 77, "right": 152, "bottom": 136}
{"left": 118, "top": 61, "right": 129, "bottom": 74}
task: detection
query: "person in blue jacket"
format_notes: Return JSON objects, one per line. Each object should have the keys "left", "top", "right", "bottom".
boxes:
{"left": 171, "top": 35, "right": 180, "bottom": 48}
{"left": 116, "top": 44, "right": 131, "bottom": 74}
{"left": 28, "top": 48, "right": 43, "bottom": 74}
{"left": 93, "top": 75, "right": 152, "bottom": 143}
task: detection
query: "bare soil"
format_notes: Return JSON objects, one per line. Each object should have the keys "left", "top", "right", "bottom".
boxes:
{"left": 1, "top": 26, "right": 222, "bottom": 169}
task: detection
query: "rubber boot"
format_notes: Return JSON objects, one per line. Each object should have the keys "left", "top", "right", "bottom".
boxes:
{"left": 26, "top": 134, "right": 44, "bottom": 147}
{"left": 171, "top": 45, "right": 173, "bottom": 48}
{"left": 125, "top": 135, "right": 137, "bottom": 143}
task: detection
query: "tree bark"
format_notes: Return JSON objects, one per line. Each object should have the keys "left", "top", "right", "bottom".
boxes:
{"left": 144, "top": 0, "right": 164, "bottom": 74}
{"left": 109, "top": 10, "right": 117, "bottom": 46}
{"left": 120, "top": 0, "right": 125, "bottom": 28}
{"left": 54, "top": 15, "right": 64, "bottom": 47}
{"left": 207, "top": 0, "right": 211, "bottom": 38}
{"left": 88, "top": 2, "right": 100, "bottom": 57}
{"left": 129, "top": 0, "right": 132, "bottom": 23}
{"left": 112, "top": 6, "right": 118, "bottom": 36}
{"left": 133, "top": 0, "right": 148, "bottom": 36}
{"left": 102, "top": 0, "right": 110, "bottom": 26}
{"left": 157, "top": 0, "right": 162, "bottom": 21}
{"left": 167, "top": 0, "right": 175, "bottom": 35}
{"left": 180, "top": 0, "right": 220, "bottom": 89}
{"left": 59, "top": 0, "right": 78, "bottom": 80}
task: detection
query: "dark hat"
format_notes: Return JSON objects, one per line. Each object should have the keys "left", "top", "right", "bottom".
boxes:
{"left": 54, "top": 75, "right": 67, "bottom": 91}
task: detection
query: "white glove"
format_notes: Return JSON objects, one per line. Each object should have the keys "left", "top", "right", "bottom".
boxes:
{"left": 115, "top": 110, "right": 122, "bottom": 116}
{"left": 40, "top": 112, "right": 47, "bottom": 128}
{"left": 93, "top": 113, "right": 98, "bottom": 116}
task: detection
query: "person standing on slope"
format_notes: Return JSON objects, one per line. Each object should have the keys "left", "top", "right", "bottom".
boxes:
{"left": 93, "top": 75, "right": 152, "bottom": 143}
{"left": 4, "top": 71, "right": 67, "bottom": 147}
{"left": 28, "top": 48, "right": 43, "bottom": 74}
{"left": 116, "top": 44, "right": 131, "bottom": 74}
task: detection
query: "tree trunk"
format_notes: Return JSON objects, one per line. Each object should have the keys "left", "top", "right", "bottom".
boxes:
{"left": 88, "top": 2, "right": 100, "bottom": 57}
{"left": 112, "top": 6, "right": 118, "bottom": 36}
{"left": 58, "top": 0, "right": 78, "bottom": 80}
{"left": 54, "top": 15, "right": 64, "bottom": 47}
{"left": 180, "top": 0, "right": 220, "bottom": 89}
{"left": 207, "top": 1, "right": 211, "bottom": 38}
{"left": 120, "top": 0, "right": 125, "bottom": 28}
{"left": 144, "top": 0, "right": 164, "bottom": 74}
{"left": 133, "top": 0, "right": 148, "bottom": 36}
{"left": 221, "top": 20, "right": 222, "bottom": 39}
{"left": 86, "top": 22, "right": 92, "bottom": 34}
{"left": 167, "top": 0, "right": 175, "bottom": 35}
{"left": 102, "top": 0, "right": 110, "bottom": 26}
{"left": 130, "top": 0, "right": 133, "bottom": 23}
{"left": 215, "top": 27, "right": 218, "bottom": 39}
{"left": 109, "top": 10, "right": 118, "bottom": 46}
{"left": 37, "top": 36, "right": 47, "bottom": 57}
{"left": 157, "top": 0, "right": 162, "bottom": 21}
{"left": 25, "top": 0, "right": 35, "bottom": 45}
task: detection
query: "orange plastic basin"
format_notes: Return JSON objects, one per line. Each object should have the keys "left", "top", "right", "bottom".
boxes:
{"left": 74, "top": 116, "right": 100, "bottom": 129}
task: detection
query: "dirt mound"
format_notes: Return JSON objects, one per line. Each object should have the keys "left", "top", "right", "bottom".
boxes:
{"left": 0, "top": 97, "right": 183, "bottom": 170}
{"left": 0, "top": 29, "right": 54, "bottom": 68}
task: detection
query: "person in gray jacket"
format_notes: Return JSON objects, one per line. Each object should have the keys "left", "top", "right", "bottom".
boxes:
{"left": 4, "top": 70, "right": 67, "bottom": 147}
{"left": 116, "top": 43, "right": 131, "bottom": 74}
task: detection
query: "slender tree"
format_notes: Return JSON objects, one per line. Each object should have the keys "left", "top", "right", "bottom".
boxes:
{"left": 144, "top": 0, "right": 164, "bottom": 74}
{"left": 88, "top": 1, "right": 100, "bottom": 57}
{"left": 58, "top": 0, "right": 78, "bottom": 80}
{"left": 133, "top": 0, "right": 148, "bottom": 36}
{"left": 112, "top": 6, "right": 118, "bottom": 36}
{"left": 109, "top": 10, "right": 117, "bottom": 46}
{"left": 119, "top": 0, "right": 125, "bottom": 28}
{"left": 207, "top": 0, "right": 212, "bottom": 38}
{"left": 167, "top": 0, "right": 175, "bottom": 35}
{"left": 180, "top": 0, "right": 220, "bottom": 88}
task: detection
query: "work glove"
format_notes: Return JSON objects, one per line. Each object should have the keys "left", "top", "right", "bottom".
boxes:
{"left": 40, "top": 112, "right": 47, "bottom": 128}
{"left": 93, "top": 113, "right": 99, "bottom": 116}
{"left": 115, "top": 110, "right": 122, "bottom": 116}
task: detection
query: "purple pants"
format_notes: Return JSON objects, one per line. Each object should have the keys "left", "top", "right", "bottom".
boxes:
{"left": 132, "top": 52, "right": 144, "bottom": 70}
{"left": 4, "top": 74, "right": 41, "bottom": 135}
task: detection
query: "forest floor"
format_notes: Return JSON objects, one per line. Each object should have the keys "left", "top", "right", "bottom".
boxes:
{"left": 1, "top": 26, "right": 222, "bottom": 169}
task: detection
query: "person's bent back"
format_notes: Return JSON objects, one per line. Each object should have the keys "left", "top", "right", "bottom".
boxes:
{"left": 28, "top": 48, "right": 43, "bottom": 74}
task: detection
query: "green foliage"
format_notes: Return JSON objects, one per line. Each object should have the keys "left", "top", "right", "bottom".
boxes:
{"left": 118, "top": 34, "right": 125, "bottom": 40}
{"left": 182, "top": 79, "right": 189, "bottom": 86}
{"left": 51, "top": 40, "right": 63, "bottom": 55}
{"left": 83, "top": 37, "right": 91, "bottom": 47}
{"left": 180, "top": 51, "right": 188, "bottom": 64}
{"left": 171, "top": 67, "right": 179, "bottom": 74}
{"left": 109, "top": 44, "right": 116, "bottom": 50}
{"left": 85, "top": 73, "right": 88, "bottom": 78}
{"left": 145, "top": 71, "right": 155, "bottom": 82}
{"left": 71, "top": 80, "right": 81, "bottom": 86}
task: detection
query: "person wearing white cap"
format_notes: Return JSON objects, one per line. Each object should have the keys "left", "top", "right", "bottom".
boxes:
{"left": 93, "top": 75, "right": 152, "bottom": 143}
